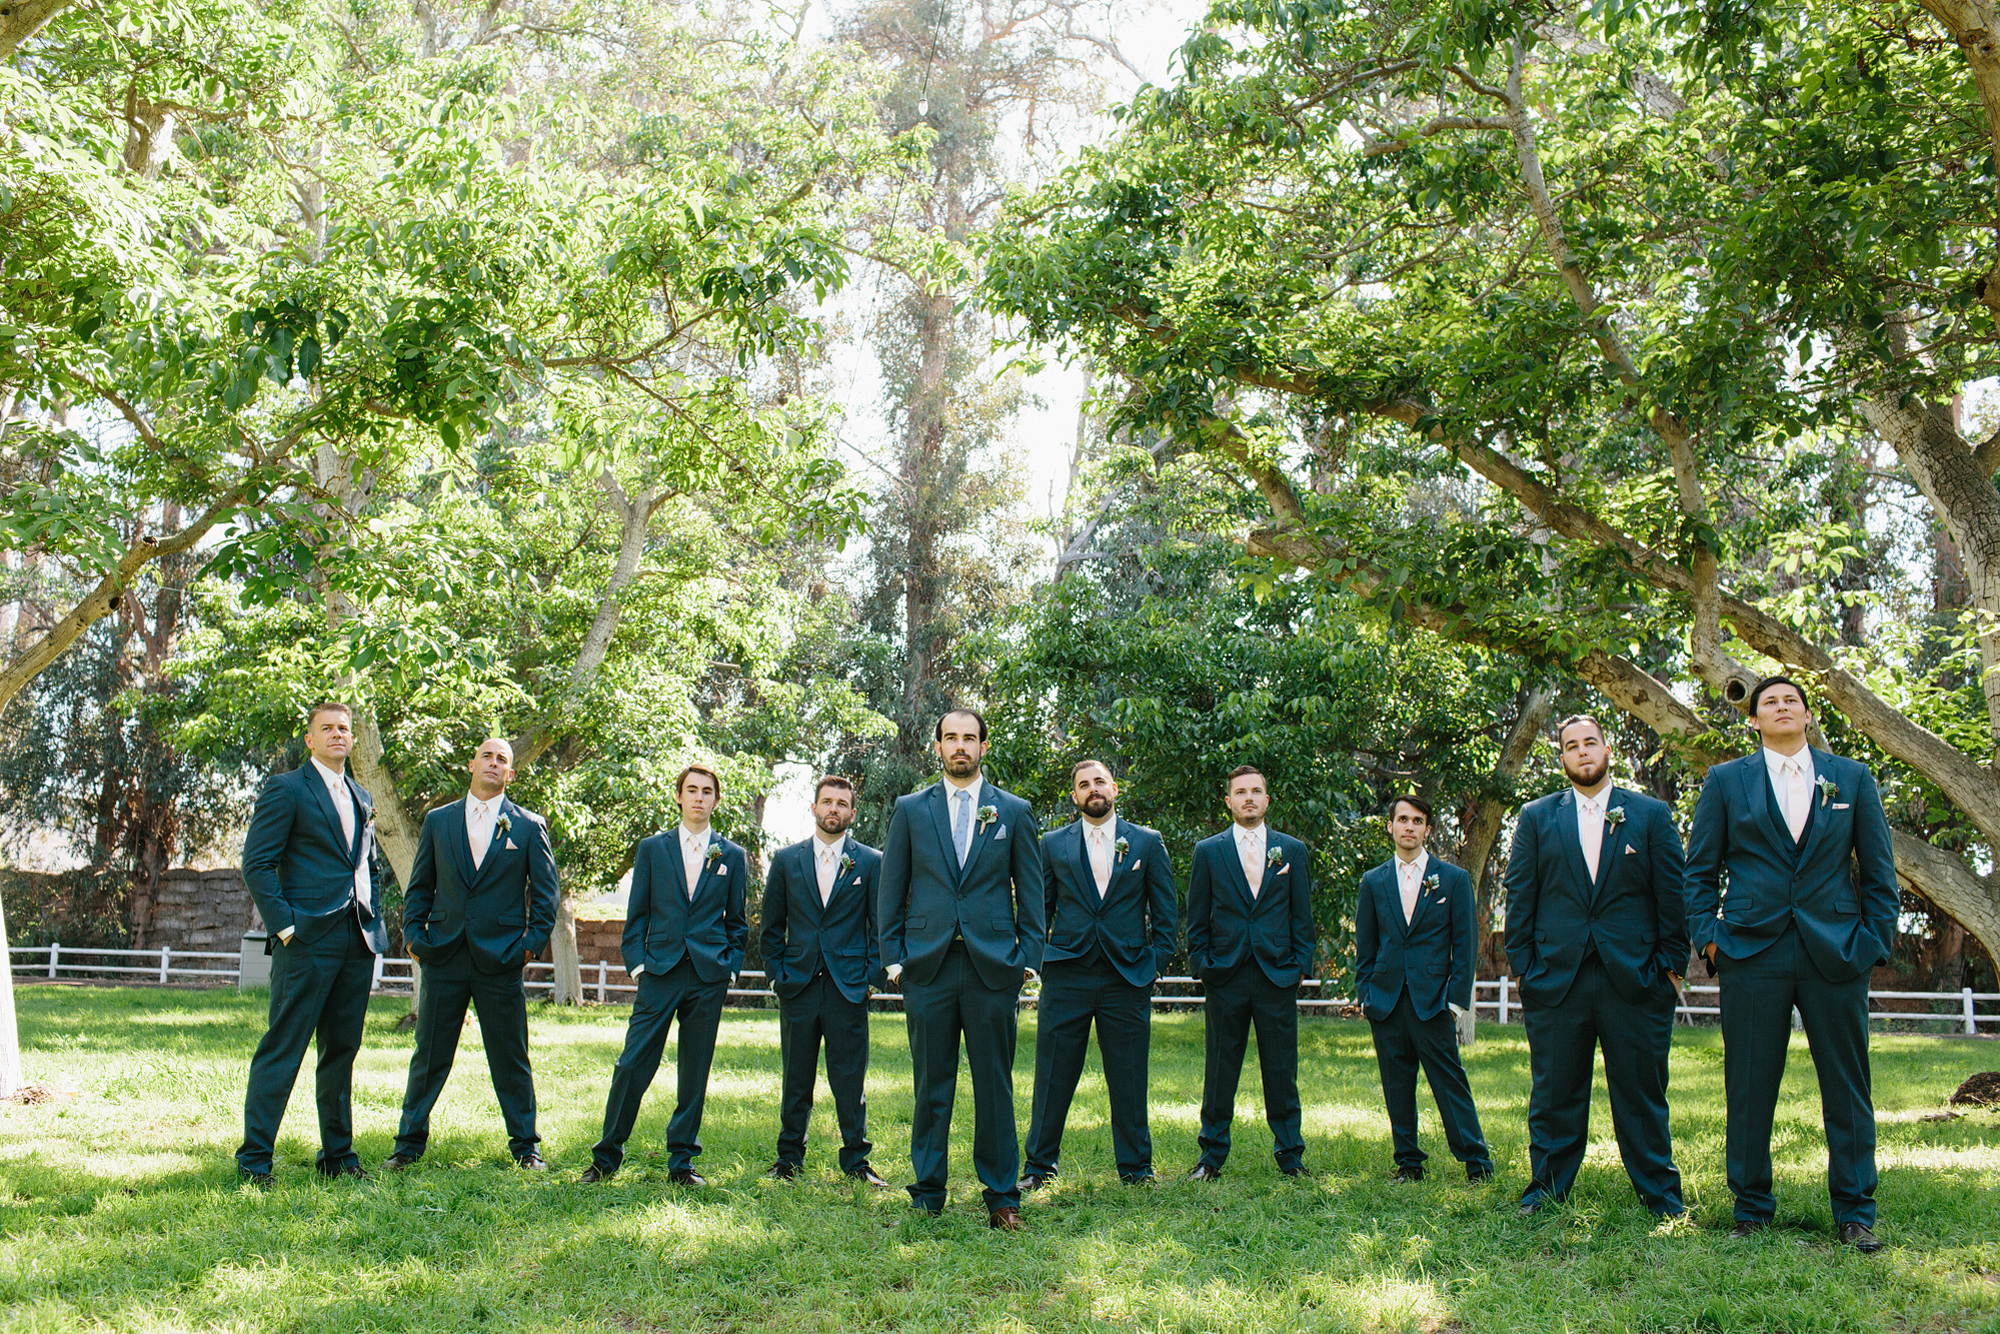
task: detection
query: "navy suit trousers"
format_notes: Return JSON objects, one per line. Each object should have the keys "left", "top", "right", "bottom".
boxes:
{"left": 1023, "top": 954, "right": 1154, "bottom": 1181}
{"left": 592, "top": 961, "right": 727, "bottom": 1173}
{"left": 903, "top": 942, "right": 1022, "bottom": 1212}
{"left": 393, "top": 941, "right": 538, "bottom": 1160}
{"left": 774, "top": 971, "right": 873, "bottom": 1173}
{"left": 1197, "top": 965, "right": 1304, "bottom": 1170}
{"left": 1369, "top": 991, "right": 1490, "bottom": 1175}
{"left": 237, "top": 914, "right": 374, "bottom": 1176}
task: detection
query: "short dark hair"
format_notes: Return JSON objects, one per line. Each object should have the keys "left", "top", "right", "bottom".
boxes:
{"left": 1223, "top": 764, "right": 1265, "bottom": 788}
{"left": 813, "top": 774, "right": 855, "bottom": 802}
{"left": 1747, "top": 674, "right": 1810, "bottom": 717}
{"left": 675, "top": 764, "right": 723, "bottom": 802}
{"left": 935, "top": 707, "right": 988, "bottom": 741}
{"left": 1388, "top": 793, "right": 1434, "bottom": 824}
{"left": 306, "top": 700, "right": 352, "bottom": 727}
{"left": 1555, "top": 714, "right": 1605, "bottom": 746}
{"left": 1070, "top": 758, "right": 1112, "bottom": 784}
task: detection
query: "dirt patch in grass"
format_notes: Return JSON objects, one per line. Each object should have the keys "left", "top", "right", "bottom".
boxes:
{"left": 1948, "top": 1071, "right": 2000, "bottom": 1106}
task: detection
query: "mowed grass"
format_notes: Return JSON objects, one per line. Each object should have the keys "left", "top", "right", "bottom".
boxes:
{"left": 1, "top": 986, "right": 1997, "bottom": 1334}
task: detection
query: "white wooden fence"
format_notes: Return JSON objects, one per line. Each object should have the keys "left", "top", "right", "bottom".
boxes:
{"left": 10, "top": 943, "right": 1998, "bottom": 1034}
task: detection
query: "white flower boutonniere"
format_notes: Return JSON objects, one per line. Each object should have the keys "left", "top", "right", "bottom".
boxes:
{"left": 1421, "top": 872, "right": 1440, "bottom": 897}
{"left": 1114, "top": 836, "right": 1130, "bottom": 859}
{"left": 976, "top": 805, "right": 997, "bottom": 831}
{"left": 839, "top": 852, "right": 855, "bottom": 875}
{"left": 1604, "top": 807, "right": 1626, "bottom": 829}
{"left": 1266, "top": 847, "right": 1283, "bottom": 868}
{"left": 1815, "top": 775, "right": 1838, "bottom": 808}
{"left": 495, "top": 814, "right": 511, "bottom": 837}
{"left": 703, "top": 843, "right": 722, "bottom": 865}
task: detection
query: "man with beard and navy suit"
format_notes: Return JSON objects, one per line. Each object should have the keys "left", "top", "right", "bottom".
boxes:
{"left": 581, "top": 763, "right": 748, "bottom": 1186}
{"left": 1503, "top": 717, "right": 1687, "bottom": 1219}
{"left": 1019, "top": 760, "right": 1177, "bottom": 1190}
{"left": 878, "top": 707, "right": 1044, "bottom": 1230}
{"left": 385, "top": 737, "right": 558, "bottom": 1172}
{"left": 1355, "top": 794, "right": 1492, "bottom": 1184}
{"left": 1185, "top": 764, "right": 1316, "bottom": 1181}
{"left": 759, "top": 774, "right": 890, "bottom": 1187}
{"left": 236, "top": 700, "right": 388, "bottom": 1187}
{"left": 1687, "top": 676, "right": 1897, "bottom": 1252}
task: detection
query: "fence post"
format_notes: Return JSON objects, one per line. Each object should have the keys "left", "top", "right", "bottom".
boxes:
{"left": 1968, "top": 987, "right": 1979, "bottom": 1037}
{"left": 373, "top": 954, "right": 385, "bottom": 991}
{"left": 1497, "top": 973, "right": 1509, "bottom": 1025}
{"left": 159, "top": 947, "right": 170, "bottom": 984}
{"left": 597, "top": 959, "right": 607, "bottom": 1003}
{"left": 47, "top": 942, "right": 58, "bottom": 979}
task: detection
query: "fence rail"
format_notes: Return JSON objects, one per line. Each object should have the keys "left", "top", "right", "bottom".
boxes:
{"left": 10, "top": 944, "right": 1998, "bottom": 1032}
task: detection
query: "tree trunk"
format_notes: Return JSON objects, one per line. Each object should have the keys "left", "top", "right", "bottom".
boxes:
{"left": 0, "top": 0, "right": 75, "bottom": 61}
{"left": 1453, "top": 684, "right": 1555, "bottom": 1045}
{"left": 549, "top": 892, "right": 583, "bottom": 1005}
{"left": 0, "top": 890, "right": 21, "bottom": 1097}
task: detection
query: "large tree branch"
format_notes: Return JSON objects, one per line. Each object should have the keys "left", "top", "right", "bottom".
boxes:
{"left": 0, "top": 0, "right": 72, "bottom": 61}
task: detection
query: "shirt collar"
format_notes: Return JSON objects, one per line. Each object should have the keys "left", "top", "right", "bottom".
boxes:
{"left": 1395, "top": 850, "right": 1428, "bottom": 878}
{"left": 813, "top": 829, "right": 844, "bottom": 854}
{"left": 1763, "top": 745, "right": 1812, "bottom": 779}
{"left": 1572, "top": 785, "right": 1609, "bottom": 810}
{"left": 1081, "top": 811, "right": 1115, "bottom": 833}
{"left": 1234, "top": 822, "right": 1264, "bottom": 845}
{"left": 311, "top": 757, "right": 347, "bottom": 788}
{"left": 679, "top": 823, "right": 711, "bottom": 846}
{"left": 467, "top": 790, "right": 496, "bottom": 812}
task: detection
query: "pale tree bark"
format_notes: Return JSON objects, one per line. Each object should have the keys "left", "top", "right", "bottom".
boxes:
{"left": 0, "top": 890, "right": 21, "bottom": 1097}
{"left": 1455, "top": 683, "right": 1556, "bottom": 1045}
{"left": 0, "top": 0, "right": 72, "bottom": 61}
{"left": 1912, "top": 0, "right": 2000, "bottom": 326}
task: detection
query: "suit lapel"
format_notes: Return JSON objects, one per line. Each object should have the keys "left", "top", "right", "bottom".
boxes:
{"left": 1069, "top": 821, "right": 1099, "bottom": 905}
{"left": 1795, "top": 748, "right": 1833, "bottom": 864}
{"left": 1556, "top": 792, "right": 1595, "bottom": 904}
{"left": 962, "top": 782, "right": 999, "bottom": 874}
{"left": 1105, "top": 818, "right": 1135, "bottom": 906}
{"left": 1590, "top": 791, "right": 1623, "bottom": 903}
{"left": 689, "top": 831, "right": 718, "bottom": 904}
{"left": 302, "top": 765, "right": 344, "bottom": 850}
{"left": 448, "top": 796, "right": 479, "bottom": 888}
{"left": 926, "top": 783, "right": 962, "bottom": 886}
{"left": 1739, "top": 753, "right": 1791, "bottom": 855}
{"left": 1381, "top": 861, "right": 1411, "bottom": 941}
{"left": 1221, "top": 831, "right": 1258, "bottom": 908}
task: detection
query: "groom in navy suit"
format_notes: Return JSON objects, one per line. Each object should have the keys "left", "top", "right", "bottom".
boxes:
{"left": 759, "top": 775, "right": 888, "bottom": 1186}
{"left": 1185, "top": 765, "right": 1316, "bottom": 1180}
{"left": 1355, "top": 795, "right": 1491, "bottom": 1182}
{"left": 1020, "top": 759, "right": 1177, "bottom": 1189}
{"left": 1687, "top": 677, "right": 1897, "bottom": 1252}
{"left": 1503, "top": 716, "right": 1686, "bottom": 1217}
{"left": 236, "top": 701, "right": 387, "bottom": 1186}
{"left": 582, "top": 763, "right": 748, "bottom": 1185}
{"left": 878, "top": 708, "right": 1044, "bottom": 1229}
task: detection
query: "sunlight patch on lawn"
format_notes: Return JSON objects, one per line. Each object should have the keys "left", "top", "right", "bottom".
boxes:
{"left": 627, "top": 1199, "right": 781, "bottom": 1259}
{"left": 1877, "top": 1144, "right": 2000, "bottom": 1172}
{"left": 1303, "top": 1102, "right": 1399, "bottom": 1136}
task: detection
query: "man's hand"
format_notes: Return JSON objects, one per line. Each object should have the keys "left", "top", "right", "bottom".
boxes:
{"left": 1703, "top": 943, "right": 1717, "bottom": 964}
{"left": 524, "top": 949, "right": 534, "bottom": 967}
{"left": 1667, "top": 971, "right": 1686, "bottom": 998}
{"left": 885, "top": 963, "right": 903, "bottom": 985}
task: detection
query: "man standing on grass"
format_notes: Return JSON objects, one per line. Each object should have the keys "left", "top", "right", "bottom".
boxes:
{"left": 1354, "top": 795, "right": 1491, "bottom": 1185}
{"left": 1184, "top": 764, "right": 1316, "bottom": 1182}
{"left": 1019, "top": 759, "right": 1177, "bottom": 1191}
{"left": 581, "top": 764, "right": 747, "bottom": 1186}
{"left": 1687, "top": 677, "right": 1897, "bottom": 1252}
{"left": 1504, "top": 718, "right": 1685, "bottom": 1219}
{"left": 878, "top": 708, "right": 1044, "bottom": 1230}
{"left": 236, "top": 700, "right": 387, "bottom": 1187}
{"left": 759, "top": 775, "right": 889, "bottom": 1188}
{"left": 386, "top": 737, "right": 558, "bottom": 1173}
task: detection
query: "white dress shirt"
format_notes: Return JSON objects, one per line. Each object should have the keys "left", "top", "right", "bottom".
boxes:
{"left": 1574, "top": 786, "right": 1609, "bottom": 883}
{"left": 310, "top": 755, "right": 368, "bottom": 912}
{"left": 680, "top": 823, "right": 712, "bottom": 900}
{"left": 1394, "top": 850, "right": 1428, "bottom": 924}
{"left": 465, "top": 792, "right": 498, "bottom": 871}
{"left": 944, "top": 773, "right": 982, "bottom": 868}
{"left": 813, "top": 831, "right": 843, "bottom": 906}
{"left": 1082, "top": 816, "right": 1115, "bottom": 897}
{"left": 1234, "top": 822, "right": 1266, "bottom": 898}
{"left": 1762, "top": 745, "right": 1815, "bottom": 842}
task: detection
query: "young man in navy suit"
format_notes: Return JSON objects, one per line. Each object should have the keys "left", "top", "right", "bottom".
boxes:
{"left": 1687, "top": 677, "right": 1897, "bottom": 1252}
{"left": 759, "top": 775, "right": 888, "bottom": 1187}
{"left": 1021, "top": 759, "right": 1177, "bottom": 1189}
{"left": 236, "top": 700, "right": 388, "bottom": 1186}
{"left": 1503, "top": 717, "right": 1686, "bottom": 1217}
{"left": 386, "top": 737, "right": 559, "bottom": 1172}
{"left": 877, "top": 708, "right": 1044, "bottom": 1229}
{"left": 1355, "top": 795, "right": 1492, "bottom": 1183}
{"left": 582, "top": 764, "right": 748, "bottom": 1185}
{"left": 1185, "top": 765, "right": 1316, "bottom": 1180}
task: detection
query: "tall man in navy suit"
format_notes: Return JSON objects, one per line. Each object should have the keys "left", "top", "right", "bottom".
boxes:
{"left": 1503, "top": 717, "right": 1686, "bottom": 1217}
{"left": 1687, "top": 677, "right": 1897, "bottom": 1252}
{"left": 877, "top": 708, "right": 1045, "bottom": 1229}
{"left": 386, "top": 737, "right": 559, "bottom": 1172}
{"left": 759, "top": 775, "right": 889, "bottom": 1187}
{"left": 1020, "top": 760, "right": 1177, "bottom": 1189}
{"left": 1185, "top": 765, "right": 1316, "bottom": 1180}
{"left": 1355, "top": 795, "right": 1491, "bottom": 1183}
{"left": 582, "top": 764, "right": 748, "bottom": 1185}
{"left": 236, "top": 701, "right": 388, "bottom": 1186}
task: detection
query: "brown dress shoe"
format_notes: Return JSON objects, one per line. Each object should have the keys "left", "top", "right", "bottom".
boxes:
{"left": 514, "top": 1153, "right": 548, "bottom": 1172}
{"left": 1839, "top": 1222, "right": 1884, "bottom": 1253}
{"left": 668, "top": 1168, "right": 708, "bottom": 1186}
{"left": 1185, "top": 1163, "right": 1222, "bottom": 1182}
{"left": 988, "top": 1206, "right": 1023, "bottom": 1230}
{"left": 1729, "top": 1220, "right": 1766, "bottom": 1239}
{"left": 383, "top": 1153, "right": 418, "bottom": 1172}
{"left": 578, "top": 1165, "right": 613, "bottom": 1184}
{"left": 845, "top": 1164, "right": 891, "bottom": 1189}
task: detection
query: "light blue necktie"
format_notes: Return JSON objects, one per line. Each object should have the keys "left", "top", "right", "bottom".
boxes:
{"left": 953, "top": 789, "right": 972, "bottom": 868}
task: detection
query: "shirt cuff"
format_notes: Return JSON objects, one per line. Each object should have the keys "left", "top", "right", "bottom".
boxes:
{"left": 629, "top": 964, "right": 644, "bottom": 977}
{"left": 277, "top": 926, "right": 295, "bottom": 943}
{"left": 1448, "top": 1002, "right": 1465, "bottom": 1017}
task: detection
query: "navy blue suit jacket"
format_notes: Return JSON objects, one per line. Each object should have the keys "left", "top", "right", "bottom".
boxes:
{"left": 1354, "top": 853, "right": 1475, "bottom": 1021}
{"left": 403, "top": 795, "right": 559, "bottom": 974}
{"left": 759, "top": 835, "right": 883, "bottom": 1004}
{"left": 1503, "top": 787, "right": 1689, "bottom": 1007}
{"left": 621, "top": 829, "right": 749, "bottom": 984}
{"left": 1039, "top": 817, "right": 1178, "bottom": 987}
{"left": 1685, "top": 749, "right": 1897, "bottom": 984}
{"left": 241, "top": 764, "right": 386, "bottom": 953}
{"left": 1185, "top": 826, "right": 1315, "bottom": 988}
{"left": 877, "top": 779, "right": 1045, "bottom": 991}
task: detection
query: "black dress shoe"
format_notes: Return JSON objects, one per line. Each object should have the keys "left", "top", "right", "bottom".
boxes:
{"left": 1390, "top": 1165, "right": 1424, "bottom": 1183}
{"left": 319, "top": 1163, "right": 371, "bottom": 1181}
{"left": 1517, "top": 1198, "right": 1545, "bottom": 1218}
{"left": 1280, "top": 1164, "right": 1315, "bottom": 1179}
{"left": 1185, "top": 1163, "right": 1222, "bottom": 1182}
{"left": 668, "top": 1168, "right": 707, "bottom": 1186}
{"left": 911, "top": 1201, "right": 944, "bottom": 1217}
{"left": 578, "top": 1165, "right": 613, "bottom": 1184}
{"left": 1018, "top": 1173, "right": 1048, "bottom": 1192}
{"left": 383, "top": 1153, "right": 418, "bottom": 1172}
{"left": 765, "top": 1162, "right": 799, "bottom": 1180}
{"left": 1729, "top": 1220, "right": 1766, "bottom": 1239}
{"left": 238, "top": 1170, "right": 273, "bottom": 1192}
{"left": 1121, "top": 1172, "right": 1156, "bottom": 1185}
{"left": 515, "top": 1153, "right": 548, "bottom": 1172}
{"left": 1839, "top": 1222, "right": 1885, "bottom": 1253}
{"left": 1466, "top": 1168, "right": 1493, "bottom": 1183}
{"left": 845, "top": 1164, "right": 891, "bottom": 1189}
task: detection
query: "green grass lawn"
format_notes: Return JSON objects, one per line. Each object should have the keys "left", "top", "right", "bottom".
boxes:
{"left": 2, "top": 985, "right": 1997, "bottom": 1333}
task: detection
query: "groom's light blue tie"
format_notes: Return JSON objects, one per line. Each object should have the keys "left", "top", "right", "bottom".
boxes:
{"left": 953, "top": 789, "right": 972, "bottom": 868}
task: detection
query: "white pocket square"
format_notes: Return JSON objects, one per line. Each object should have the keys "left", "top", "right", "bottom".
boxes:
{"left": 1130, "top": 859, "right": 1142, "bottom": 871}
{"left": 995, "top": 825, "right": 1008, "bottom": 839}
{"left": 506, "top": 839, "right": 517, "bottom": 850}
{"left": 716, "top": 864, "right": 728, "bottom": 876}
{"left": 1625, "top": 844, "right": 1637, "bottom": 854}
{"left": 1833, "top": 802, "right": 1851, "bottom": 810}
{"left": 1277, "top": 863, "right": 1290, "bottom": 874}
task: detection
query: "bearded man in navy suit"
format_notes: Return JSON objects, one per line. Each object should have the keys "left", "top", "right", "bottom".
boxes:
{"left": 1503, "top": 717, "right": 1687, "bottom": 1218}
{"left": 1687, "top": 677, "right": 1897, "bottom": 1252}
{"left": 236, "top": 701, "right": 388, "bottom": 1187}
{"left": 1355, "top": 795, "right": 1491, "bottom": 1183}
{"left": 878, "top": 708, "right": 1044, "bottom": 1230}
{"left": 1020, "top": 759, "right": 1177, "bottom": 1190}
{"left": 759, "top": 774, "right": 888, "bottom": 1187}
{"left": 582, "top": 763, "right": 748, "bottom": 1185}
{"left": 1185, "top": 764, "right": 1316, "bottom": 1180}
{"left": 386, "top": 737, "right": 558, "bottom": 1172}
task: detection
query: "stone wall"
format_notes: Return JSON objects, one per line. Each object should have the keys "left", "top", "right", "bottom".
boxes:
{"left": 146, "top": 868, "right": 261, "bottom": 950}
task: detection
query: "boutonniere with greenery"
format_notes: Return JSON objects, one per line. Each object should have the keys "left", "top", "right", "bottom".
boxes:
{"left": 1604, "top": 807, "right": 1626, "bottom": 829}
{"left": 1816, "top": 775, "right": 1838, "bottom": 808}
{"left": 839, "top": 852, "right": 855, "bottom": 875}
{"left": 703, "top": 843, "right": 722, "bottom": 864}
{"left": 362, "top": 805, "right": 376, "bottom": 829}
{"left": 495, "top": 814, "right": 511, "bottom": 837}
{"left": 1422, "top": 872, "right": 1440, "bottom": 896}
{"left": 1266, "top": 846, "right": 1283, "bottom": 868}
{"left": 1114, "top": 836, "right": 1129, "bottom": 859}
{"left": 976, "top": 805, "right": 997, "bottom": 830}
